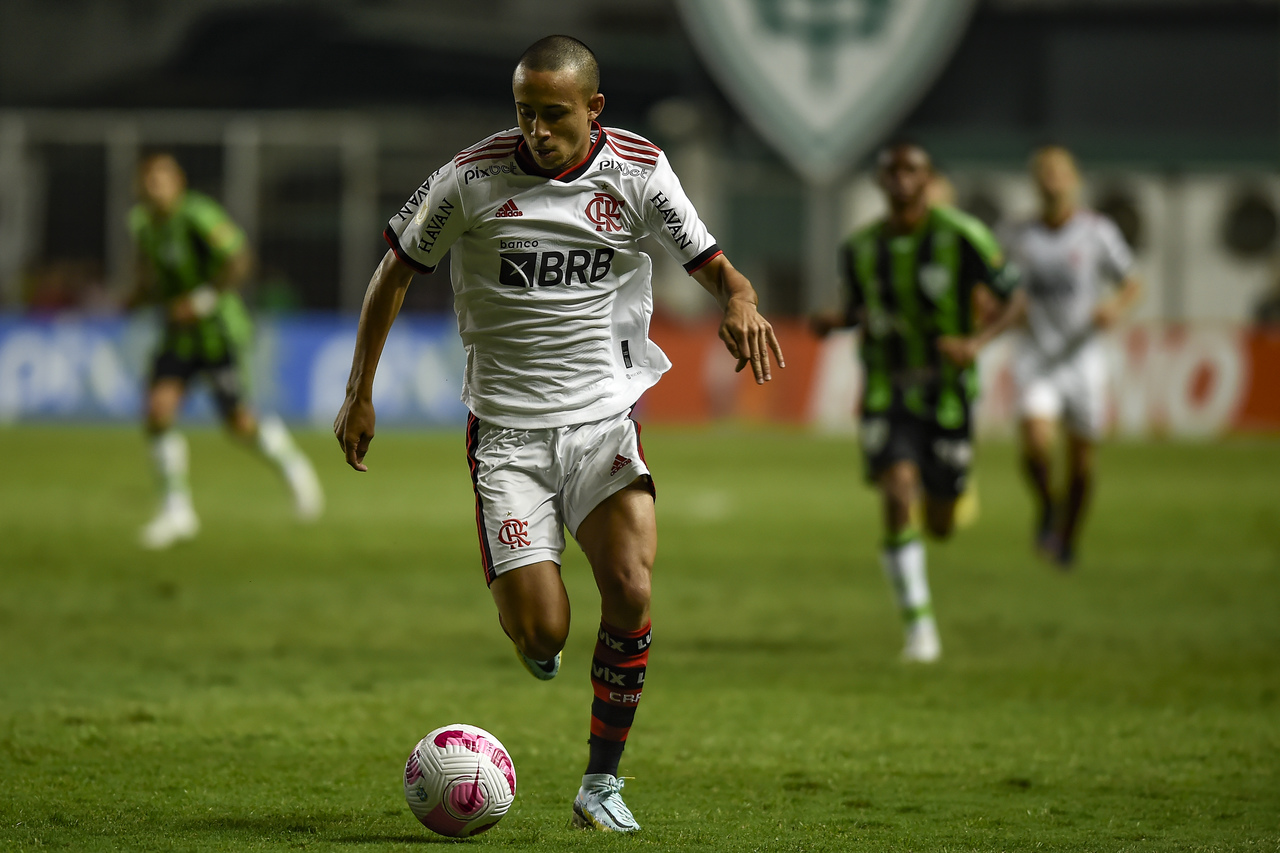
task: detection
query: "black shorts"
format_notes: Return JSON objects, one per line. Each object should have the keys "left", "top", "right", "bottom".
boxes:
{"left": 149, "top": 330, "right": 246, "bottom": 419}
{"left": 860, "top": 409, "right": 974, "bottom": 500}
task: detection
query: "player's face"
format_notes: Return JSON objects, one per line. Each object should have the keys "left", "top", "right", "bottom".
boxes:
{"left": 140, "top": 158, "right": 185, "bottom": 214}
{"left": 513, "top": 67, "right": 604, "bottom": 173}
{"left": 1033, "top": 151, "right": 1080, "bottom": 206}
{"left": 877, "top": 147, "right": 932, "bottom": 209}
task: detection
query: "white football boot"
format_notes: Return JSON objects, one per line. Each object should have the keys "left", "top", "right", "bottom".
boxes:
{"left": 515, "top": 645, "right": 561, "bottom": 680}
{"left": 139, "top": 500, "right": 199, "bottom": 550}
{"left": 570, "top": 774, "right": 640, "bottom": 832}
{"left": 902, "top": 616, "right": 941, "bottom": 663}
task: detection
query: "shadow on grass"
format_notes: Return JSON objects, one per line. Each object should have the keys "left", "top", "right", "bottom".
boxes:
{"left": 181, "top": 814, "right": 453, "bottom": 844}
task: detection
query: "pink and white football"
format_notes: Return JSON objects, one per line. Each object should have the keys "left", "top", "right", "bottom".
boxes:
{"left": 403, "top": 724, "right": 517, "bottom": 837}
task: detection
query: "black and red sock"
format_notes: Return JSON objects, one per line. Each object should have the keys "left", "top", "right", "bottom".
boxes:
{"left": 586, "top": 620, "right": 651, "bottom": 777}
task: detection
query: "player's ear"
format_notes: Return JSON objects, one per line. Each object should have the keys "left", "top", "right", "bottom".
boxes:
{"left": 587, "top": 92, "right": 605, "bottom": 122}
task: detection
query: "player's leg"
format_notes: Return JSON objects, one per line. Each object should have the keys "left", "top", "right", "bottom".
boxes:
{"left": 1057, "top": 434, "right": 1094, "bottom": 567}
{"left": 878, "top": 459, "right": 940, "bottom": 663}
{"left": 468, "top": 414, "right": 570, "bottom": 677}
{"left": 570, "top": 480, "right": 654, "bottom": 832}
{"left": 1053, "top": 347, "right": 1107, "bottom": 567}
{"left": 920, "top": 417, "right": 976, "bottom": 543}
{"left": 140, "top": 351, "right": 199, "bottom": 549}
{"left": 561, "top": 411, "right": 654, "bottom": 832}
{"left": 212, "top": 356, "right": 324, "bottom": 521}
{"left": 490, "top": 560, "right": 572, "bottom": 666}
{"left": 865, "top": 415, "right": 939, "bottom": 662}
{"left": 1015, "top": 346, "right": 1066, "bottom": 554}
{"left": 1020, "top": 415, "right": 1057, "bottom": 553}
{"left": 923, "top": 493, "right": 959, "bottom": 540}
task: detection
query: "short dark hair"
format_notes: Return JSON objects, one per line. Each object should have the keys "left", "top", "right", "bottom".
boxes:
{"left": 515, "top": 35, "right": 600, "bottom": 96}
{"left": 876, "top": 139, "right": 932, "bottom": 171}
{"left": 134, "top": 150, "right": 186, "bottom": 194}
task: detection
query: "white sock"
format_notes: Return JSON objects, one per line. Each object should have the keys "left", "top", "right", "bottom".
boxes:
{"left": 256, "top": 413, "right": 303, "bottom": 468}
{"left": 880, "top": 538, "right": 933, "bottom": 623}
{"left": 256, "top": 413, "right": 322, "bottom": 518}
{"left": 150, "top": 430, "right": 192, "bottom": 513}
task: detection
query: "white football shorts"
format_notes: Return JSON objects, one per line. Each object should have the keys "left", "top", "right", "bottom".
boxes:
{"left": 464, "top": 408, "right": 652, "bottom": 584}
{"left": 1012, "top": 336, "right": 1108, "bottom": 440}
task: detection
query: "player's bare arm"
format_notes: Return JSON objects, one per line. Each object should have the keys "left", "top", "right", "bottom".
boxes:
{"left": 168, "top": 247, "right": 252, "bottom": 325}
{"left": 691, "top": 254, "right": 785, "bottom": 383}
{"left": 1093, "top": 274, "right": 1142, "bottom": 329}
{"left": 334, "top": 249, "right": 415, "bottom": 471}
{"left": 937, "top": 286, "right": 1027, "bottom": 368}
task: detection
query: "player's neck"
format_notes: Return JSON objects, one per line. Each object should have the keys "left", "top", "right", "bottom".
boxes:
{"left": 887, "top": 201, "right": 929, "bottom": 235}
{"left": 1041, "top": 202, "right": 1075, "bottom": 229}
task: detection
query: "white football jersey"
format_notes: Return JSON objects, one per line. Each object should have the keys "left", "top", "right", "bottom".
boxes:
{"left": 1003, "top": 210, "right": 1133, "bottom": 358}
{"left": 386, "top": 124, "right": 722, "bottom": 429}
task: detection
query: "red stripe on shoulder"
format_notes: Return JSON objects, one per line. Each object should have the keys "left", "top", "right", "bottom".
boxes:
{"left": 456, "top": 148, "right": 518, "bottom": 167}
{"left": 610, "top": 140, "right": 662, "bottom": 161}
{"left": 459, "top": 134, "right": 522, "bottom": 157}
{"left": 605, "top": 140, "right": 658, "bottom": 166}
{"left": 607, "top": 129, "right": 661, "bottom": 153}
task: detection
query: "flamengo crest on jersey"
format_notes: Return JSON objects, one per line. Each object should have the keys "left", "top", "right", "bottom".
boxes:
{"left": 385, "top": 125, "right": 723, "bottom": 430}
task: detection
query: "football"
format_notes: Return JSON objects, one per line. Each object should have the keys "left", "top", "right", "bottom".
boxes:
{"left": 403, "top": 723, "right": 517, "bottom": 837}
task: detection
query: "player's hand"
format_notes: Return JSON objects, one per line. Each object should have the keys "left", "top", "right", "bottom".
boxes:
{"left": 936, "top": 335, "right": 981, "bottom": 368}
{"left": 167, "top": 296, "right": 198, "bottom": 324}
{"left": 1092, "top": 300, "right": 1122, "bottom": 330}
{"left": 334, "top": 395, "right": 376, "bottom": 472}
{"left": 720, "top": 296, "right": 785, "bottom": 384}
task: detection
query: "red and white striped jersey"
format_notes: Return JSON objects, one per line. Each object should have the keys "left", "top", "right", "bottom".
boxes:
{"left": 385, "top": 123, "right": 722, "bottom": 429}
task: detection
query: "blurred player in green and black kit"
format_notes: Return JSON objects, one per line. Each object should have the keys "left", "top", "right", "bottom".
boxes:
{"left": 127, "top": 152, "right": 323, "bottom": 550}
{"left": 813, "top": 142, "right": 1025, "bottom": 661}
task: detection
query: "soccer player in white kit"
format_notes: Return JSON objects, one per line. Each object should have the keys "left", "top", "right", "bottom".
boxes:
{"left": 333, "top": 36, "right": 784, "bottom": 832}
{"left": 1003, "top": 147, "right": 1142, "bottom": 567}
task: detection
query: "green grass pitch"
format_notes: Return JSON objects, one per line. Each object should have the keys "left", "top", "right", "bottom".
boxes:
{"left": 1, "top": 425, "right": 1277, "bottom": 851}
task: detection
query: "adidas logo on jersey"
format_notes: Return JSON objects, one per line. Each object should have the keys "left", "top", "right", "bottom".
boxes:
{"left": 494, "top": 199, "right": 523, "bottom": 218}
{"left": 610, "top": 454, "right": 632, "bottom": 476}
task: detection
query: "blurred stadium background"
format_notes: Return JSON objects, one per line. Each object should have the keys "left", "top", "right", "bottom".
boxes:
{"left": 0, "top": 0, "right": 1277, "bottom": 436}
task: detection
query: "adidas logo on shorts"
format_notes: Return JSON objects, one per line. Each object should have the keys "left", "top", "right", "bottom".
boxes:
{"left": 610, "top": 454, "right": 632, "bottom": 476}
{"left": 494, "top": 199, "right": 523, "bottom": 218}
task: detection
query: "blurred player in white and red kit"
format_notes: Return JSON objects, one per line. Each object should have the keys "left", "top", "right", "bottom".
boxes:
{"left": 334, "top": 36, "right": 784, "bottom": 832}
{"left": 1003, "top": 147, "right": 1142, "bottom": 567}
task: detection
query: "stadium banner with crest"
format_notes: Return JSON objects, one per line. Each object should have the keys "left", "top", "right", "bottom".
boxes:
{"left": 675, "top": 0, "right": 977, "bottom": 184}
{"left": 0, "top": 315, "right": 1277, "bottom": 437}
{"left": 675, "top": 0, "right": 977, "bottom": 310}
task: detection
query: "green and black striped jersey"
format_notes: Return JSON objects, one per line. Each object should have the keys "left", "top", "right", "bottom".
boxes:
{"left": 129, "top": 191, "right": 252, "bottom": 362}
{"left": 130, "top": 191, "right": 246, "bottom": 302}
{"left": 840, "top": 205, "right": 1018, "bottom": 428}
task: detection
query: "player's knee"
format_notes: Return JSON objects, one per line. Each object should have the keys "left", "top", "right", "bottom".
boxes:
{"left": 145, "top": 406, "right": 173, "bottom": 434}
{"left": 924, "top": 501, "right": 957, "bottom": 539}
{"left": 228, "top": 410, "right": 256, "bottom": 439}
{"left": 926, "top": 517, "right": 955, "bottom": 540}
{"left": 509, "top": 618, "right": 568, "bottom": 661}
{"left": 598, "top": 563, "right": 651, "bottom": 620}
{"left": 1068, "top": 446, "right": 1095, "bottom": 477}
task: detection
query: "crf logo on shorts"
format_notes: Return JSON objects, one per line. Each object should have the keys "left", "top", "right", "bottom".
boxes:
{"left": 497, "top": 518, "right": 530, "bottom": 549}
{"left": 585, "top": 192, "right": 625, "bottom": 232}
